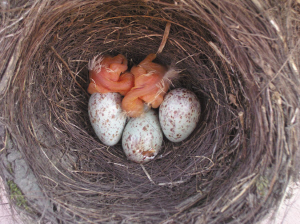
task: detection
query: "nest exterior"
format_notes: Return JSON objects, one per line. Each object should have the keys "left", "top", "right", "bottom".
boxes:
{"left": 1, "top": 0, "right": 300, "bottom": 223}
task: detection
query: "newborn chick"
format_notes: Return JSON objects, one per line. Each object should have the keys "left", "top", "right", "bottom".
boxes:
{"left": 87, "top": 54, "right": 134, "bottom": 95}
{"left": 122, "top": 54, "right": 178, "bottom": 117}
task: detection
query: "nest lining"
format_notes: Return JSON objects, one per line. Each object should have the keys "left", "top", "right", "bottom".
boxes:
{"left": 0, "top": 0, "right": 300, "bottom": 223}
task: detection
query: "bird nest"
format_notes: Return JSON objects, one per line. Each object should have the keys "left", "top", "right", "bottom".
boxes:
{"left": 1, "top": 0, "right": 300, "bottom": 223}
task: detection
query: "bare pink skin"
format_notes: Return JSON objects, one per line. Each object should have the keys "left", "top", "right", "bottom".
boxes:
{"left": 88, "top": 54, "right": 134, "bottom": 95}
{"left": 122, "top": 54, "right": 170, "bottom": 117}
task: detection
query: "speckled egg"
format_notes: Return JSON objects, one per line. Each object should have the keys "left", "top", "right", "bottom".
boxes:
{"left": 88, "top": 92, "right": 126, "bottom": 146}
{"left": 159, "top": 88, "right": 201, "bottom": 142}
{"left": 122, "top": 109, "right": 163, "bottom": 163}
